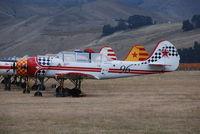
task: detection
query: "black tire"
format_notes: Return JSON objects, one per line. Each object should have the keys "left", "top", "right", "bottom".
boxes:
{"left": 1, "top": 79, "right": 5, "bottom": 84}
{"left": 38, "top": 92, "right": 42, "bottom": 96}
{"left": 70, "top": 88, "right": 81, "bottom": 97}
{"left": 27, "top": 90, "right": 30, "bottom": 94}
{"left": 11, "top": 81, "right": 15, "bottom": 84}
{"left": 23, "top": 89, "right": 26, "bottom": 94}
{"left": 56, "top": 86, "right": 62, "bottom": 93}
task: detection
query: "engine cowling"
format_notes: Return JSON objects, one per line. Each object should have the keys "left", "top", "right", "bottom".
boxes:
{"left": 27, "top": 57, "right": 38, "bottom": 77}
{"left": 15, "top": 57, "right": 38, "bottom": 77}
{"left": 16, "top": 59, "right": 28, "bottom": 76}
{"left": 15, "top": 56, "right": 53, "bottom": 77}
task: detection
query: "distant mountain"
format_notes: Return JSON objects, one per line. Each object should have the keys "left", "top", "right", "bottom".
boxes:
{"left": 86, "top": 23, "right": 200, "bottom": 59}
{"left": 3, "top": 0, "right": 94, "bottom": 3}
{"left": 0, "top": 0, "right": 200, "bottom": 58}
{"left": 123, "top": 0, "right": 200, "bottom": 21}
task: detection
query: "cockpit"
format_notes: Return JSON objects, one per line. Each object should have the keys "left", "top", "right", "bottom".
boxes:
{"left": 55, "top": 51, "right": 112, "bottom": 63}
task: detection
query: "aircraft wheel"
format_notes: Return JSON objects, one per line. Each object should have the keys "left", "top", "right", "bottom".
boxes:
{"left": 34, "top": 91, "right": 42, "bottom": 97}
{"left": 11, "top": 81, "right": 15, "bottom": 84}
{"left": 1, "top": 79, "right": 5, "bottom": 84}
{"left": 56, "top": 86, "right": 62, "bottom": 93}
{"left": 23, "top": 89, "right": 30, "bottom": 94}
{"left": 27, "top": 90, "right": 30, "bottom": 94}
{"left": 70, "top": 88, "right": 81, "bottom": 97}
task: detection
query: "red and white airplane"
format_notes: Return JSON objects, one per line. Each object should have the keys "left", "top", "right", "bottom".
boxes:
{"left": 0, "top": 40, "right": 180, "bottom": 97}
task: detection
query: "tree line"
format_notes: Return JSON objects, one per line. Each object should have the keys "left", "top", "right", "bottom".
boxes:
{"left": 182, "top": 14, "right": 200, "bottom": 31}
{"left": 102, "top": 15, "right": 153, "bottom": 36}
{"left": 178, "top": 41, "right": 200, "bottom": 63}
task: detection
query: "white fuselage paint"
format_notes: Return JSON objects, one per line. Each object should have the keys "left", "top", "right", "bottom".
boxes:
{"left": 43, "top": 60, "right": 174, "bottom": 80}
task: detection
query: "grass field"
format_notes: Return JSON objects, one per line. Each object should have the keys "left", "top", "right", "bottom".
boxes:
{"left": 0, "top": 71, "right": 200, "bottom": 134}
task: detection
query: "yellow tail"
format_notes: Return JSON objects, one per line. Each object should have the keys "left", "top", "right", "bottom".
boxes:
{"left": 124, "top": 45, "right": 149, "bottom": 61}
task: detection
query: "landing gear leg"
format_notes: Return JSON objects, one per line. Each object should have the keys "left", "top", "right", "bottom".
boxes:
{"left": 39, "top": 77, "right": 45, "bottom": 91}
{"left": 34, "top": 86, "right": 43, "bottom": 97}
{"left": 55, "top": 79, "right": 66, "bottom": 97}
{"left": 32, "top": 78, "right": 38, "bottom": 91}
{"left": 23, "top": 77, "right": 30, "bottom": 94}
{"left": 16, "top": 76, "right": 22, "bottom": 87}
{"left": 70, "top": 79, "right": 82, "bottom": 97}
{"left": 11, "top": 75, "right": 17, "bottom": 85}
{"left": 4, "top": 75, "right": 11, "bottom": 91}
{"left": 34, "top": 77, "right": 45, "bottom": 97}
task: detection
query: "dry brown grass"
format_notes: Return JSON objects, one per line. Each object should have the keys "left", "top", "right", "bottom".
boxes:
{"left": 0, "top": 71, "right": 200, "bottom": 134}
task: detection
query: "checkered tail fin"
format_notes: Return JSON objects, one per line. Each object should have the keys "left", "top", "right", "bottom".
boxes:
{"left": 146, "top": 40, "right": 180, "bottom": 71}
{"left": 100, "top": 46, "right": 117, "bottom": 60}
{"left": 124, "top": 45, "right": 149, "bottom": 61}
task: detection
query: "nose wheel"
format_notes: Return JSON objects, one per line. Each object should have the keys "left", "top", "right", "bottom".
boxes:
{"left": 34, "top": 77, "right": 45, "bottom": 97}
{"left": 22, "top": 77, "right": 30, "bottom": 94}
{"left": 69, "top": 79, "right": 82, "bottom": 97}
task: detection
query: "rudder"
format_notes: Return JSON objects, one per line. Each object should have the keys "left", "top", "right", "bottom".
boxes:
{"left": 146, "top": 40, "right": 180, "bottom": 71}
{"left": 124, "top": 45, "right": 149, "bottom": 61}
{"left": 100, "top": 46, "right": 117, "bottom": 60}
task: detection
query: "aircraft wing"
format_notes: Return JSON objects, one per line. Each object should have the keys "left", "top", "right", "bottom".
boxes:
{"left": 56, "top": 72, "right": 99, "bottom": 79}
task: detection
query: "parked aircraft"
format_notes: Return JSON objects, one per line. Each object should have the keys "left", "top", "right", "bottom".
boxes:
{"left": 0, "top": 40, "right": 180, "bottom": 97}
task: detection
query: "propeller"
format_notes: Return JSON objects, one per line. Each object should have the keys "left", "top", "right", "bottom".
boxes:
{"left": 12, "top": 61, "right": 17, "bottom": 73}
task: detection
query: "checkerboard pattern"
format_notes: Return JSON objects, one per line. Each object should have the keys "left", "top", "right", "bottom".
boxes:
{"left": 16, "top": 59, "right": 28, "bottom": 76}
{"left": 37, "top": 56, "right": 51, "bottom": 76}
{"left": 37, "top": 70, "right": 47, "bottom": 76}
{"left": 140, "top": 46, "right": 179, "bottom": 65}
{"left": 147, "top": 46, "right": 178, "bottom": 63}
{"left": 38, "top": 56, "right": 51, "bottom": 66}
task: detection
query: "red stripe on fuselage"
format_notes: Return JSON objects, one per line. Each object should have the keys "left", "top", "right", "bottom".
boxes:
{"left": 108, "top": 70, "right": 171, "bottom": 74}
{"left": 108, "top": 68, "right": 171, "bottom": 73}
{"left": 36, "top": 66, "right": 102, "bottom": 73}
{"left": 0, "top": 66, "right": 12, "bottom": 69}
{"left": 38, "top": 65, "right": 101, "bottom": 70}
{"left": 108, "top": 71, "right": 155, "bottom": 74}
{"left": 43, "top": 67, "right": 101, "bottom": 72}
